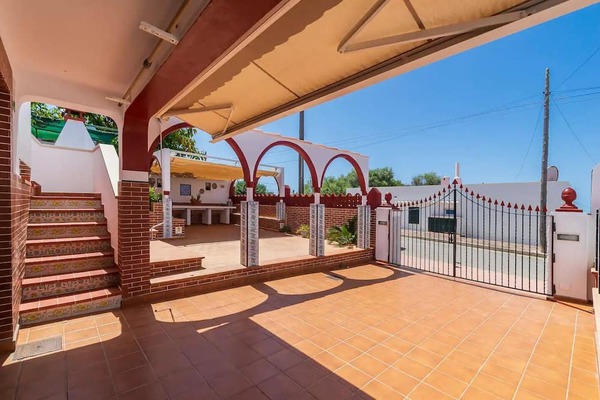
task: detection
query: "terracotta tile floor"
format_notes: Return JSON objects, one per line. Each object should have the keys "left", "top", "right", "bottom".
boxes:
{"left": 2, "top": 263, "right": 598, "bottom": 399}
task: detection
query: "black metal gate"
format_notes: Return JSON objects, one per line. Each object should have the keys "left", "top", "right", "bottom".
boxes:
{"left": 389, "top": 183, "right": 553, "bottom": 295}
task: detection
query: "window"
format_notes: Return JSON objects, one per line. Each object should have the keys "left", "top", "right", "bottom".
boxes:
{"left": 408, "top": 207, "right": 419, "bottom": 224}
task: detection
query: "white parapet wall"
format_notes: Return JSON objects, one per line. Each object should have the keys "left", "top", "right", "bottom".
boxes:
{"left": 30, "top": 136, "right": 120, "bottom": 260}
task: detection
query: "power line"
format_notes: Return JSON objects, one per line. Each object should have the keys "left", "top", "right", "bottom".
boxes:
{"left": 552, "top": 99, "right": 597, "bottom": 164}
{"left": 555, "top": 42, "right": 600, "bottom": 89}
{"left": 514, "top": 105, "right": 543, "bottom": 180}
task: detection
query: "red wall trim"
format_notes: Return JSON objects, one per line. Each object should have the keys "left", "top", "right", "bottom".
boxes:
{"left": 321, "top": 154, "right": 367, "bottom": 195}
{"left": 225, "top": 138, "right": 252, "bottom": 186}
{"left": 253, "top": 141, "right": 319, "bottom": 193}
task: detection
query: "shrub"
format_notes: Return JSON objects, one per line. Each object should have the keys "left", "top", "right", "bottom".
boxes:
{"left": 328, "top": 215, "right": 358, "bottom": 246}
{"left": 149, "top": 187, "right": 162, "bottom": 204}
{"left": 296, "top": 224, "right": 310, "bottom": 238}
{"left": 280, "top": 225, "right": 292, "bottom": 233}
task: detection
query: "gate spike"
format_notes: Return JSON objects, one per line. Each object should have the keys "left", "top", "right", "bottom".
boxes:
{"left": 428, "top": 196, "right": 432, "bottom": 201}
{"left": 521, "top": 204, "right": 525, "bottom": 210}
{"left": 514, "top": 203, "right": 519, "bottom": 209}
{"left": 464, "top": 186, "right": 469, "bottom": 192}
{"left": 459, "top": 184, "right": 463, "bottom": 189}
{"left": 501, "top": 201, "right": 505, "bottom": 207}
{"left": 476, "top": 194, "right": 480, "bottom": 199}
{"left": 481, "top": 195, "right": 486, "bottom": 201}
{"left": 543, "top": 206, "right": 548, "bottom": 212}
{"left": 528, "top": 205, "right": 533, "bottom": 211}
{"left": 447, "top": 184, "right": 452, "bottom": 189}
{"left": 535, "top": 205, "right": 540, "bottom": 212}
{"left": 494, "top": 200, "right": 498, "bottom": 205}
{"left": 433, "top": 193, "right": 437, "bottom": 199}
{"left": 507, "top": 202, "right": 511, "bottom": 208}
{"left": 442, "top": 188, "right": 446, "bottom": 193}
{"left": 470, "top": 191, "right": 474, "bottom": 196}
{"left": 438, "top": 191, "right": 442, "bottom": 196}
{"left": 488, "top": 198, "right": 492, "bottom": 203}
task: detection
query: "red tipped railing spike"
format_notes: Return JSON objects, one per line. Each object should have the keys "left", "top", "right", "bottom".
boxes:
{"left": 476, "top": 194, "right": 480, "bottom": 199}
{"left": 459, "top": 184, "right": 463, "bottom": 189}
{"left": 433, "top": 194, "right": 437, "bottom": 199}
{"left": 482, "top": 195, "right": 486, "bottom": 201}
{"left": 442, "top": 188, "right": 446, "bottom": 193}
{"left": 428, "top": 196, "right": 432, "bottom": 201}
{"left": 494, "top": 200, "right": 498, "bottom": 205}
{"left": 452, "top": 179, "right": 459, "bottom": 185}
{"left": 535, "top": 205, "right": 540, "bottom": 212}
{"left": 464, "top": 186, "right": 469, "bottom": 192}
{"left": 500, "top": 201, "right": 505, "bottom": 207}
{"left": 470, "top": 191, "right": 474, "bottom": 196}
{"left": 514, "top": 203, "right": 519, "bottom": 209}
{"left": 543, "top": 206, "right": 548, "bottom": 212}
{"left": 438, "top": 191, "right": 442, "bottom": 196}
{"left": 521, "top": 204, "right": 525, "bottom": 210}
{"left": 507, "top": 202, "right": 511, "bottom": 208}
{"left": 488, "top": 198, "right": 492, "bottom": 203}
{"left": 447, "top": 184, "right": 452, "bottom": 189}
{"left": 527, "top": 205, "right": 533, "bottom": 211}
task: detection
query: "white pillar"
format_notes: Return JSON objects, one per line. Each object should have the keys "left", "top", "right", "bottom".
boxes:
{"left": 240, "top": 201, "right": 259, "bottom": 266}
{"left": 309, "top": 203, "right": 325, "bottom": 256}
{"left": 246, "top": 186, "right": 254, "bottom": 201}
{"left": 361, "top": 195, "right": 367, "bottom": 206}
{"left": 276, "top": 168, "right": 285, "bottom": 197}
{"left": 357, "top": 205, "right": 371, "bottom": 249}
{"left": 314, "top": 192, "right": 320, "bottom": 204}
{"left": 375, "top": 208, "right": 390, "bottom": 262}
{"left": 160, "top": 148, "right": 172, "bottom": 238}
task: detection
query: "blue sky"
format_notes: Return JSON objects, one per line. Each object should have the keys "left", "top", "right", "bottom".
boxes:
{"left": 195, "top": 4, "right": 600, "bottom": 209}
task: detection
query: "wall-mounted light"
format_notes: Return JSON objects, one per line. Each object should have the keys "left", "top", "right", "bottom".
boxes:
{"left": 139, "top": 21, "right": 179, "bottom": 45}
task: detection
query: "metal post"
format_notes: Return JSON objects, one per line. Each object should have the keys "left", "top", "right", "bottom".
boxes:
{"left": 540, "top": 68, "right": 550, "bottom": 252}
{"left": 452, "top": 184, "right": 457, "bottom": 277}
{"left": 298, "top": 111, "right": 305, "bottom": 194}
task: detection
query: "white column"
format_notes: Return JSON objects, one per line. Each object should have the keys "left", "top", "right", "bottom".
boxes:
{"left": 375, "top": 208, "right": 391, "bottom": 262}
{"left": 240, "top": 201, "right": 259, "bottom": 266}
{"left": 309, "top": 203, "right": 325, "bottom": 256}
{"left": 361, "top": 195, "right": 367, "bottom": 206}
{"left": 314, "top": 192, "right": 320, "bottom": 204}
{"left": 357, "top": 205, "right": 371, "bottom": 249}
{"left": 160, "top": 148, "right": 172, "bottom": 238}
{"left": 246, "top": 186, "right": 254, "bottom": 201}
{"left": 276, "top": 168, "right": 285, "bottom": 197}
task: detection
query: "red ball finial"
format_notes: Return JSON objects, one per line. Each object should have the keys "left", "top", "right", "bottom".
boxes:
{"left": 556, "top": 187, "right": 582, "bottom": 212}
{"left": 384, "top": 192, "right": 392, "bottom": 205}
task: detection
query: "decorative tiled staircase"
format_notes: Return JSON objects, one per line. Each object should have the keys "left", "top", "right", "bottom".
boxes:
{"left": 19, "top": 193, "right": 121, "bottom": 325}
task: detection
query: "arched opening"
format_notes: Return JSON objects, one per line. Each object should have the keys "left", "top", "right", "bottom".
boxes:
{"left": 253, "top": 141, "right": 319, "bottom": 193}
{"left": 255, "top": 175, "right": 279, "bottom": 196}
{"left": 321, "top": 154, "right": 367, "bottom": 195}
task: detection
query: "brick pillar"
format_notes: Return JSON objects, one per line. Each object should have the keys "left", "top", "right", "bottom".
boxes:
{"left": 118, "top": 181, "right": 150, "bottom": 298}
{"left": 0, "top": 73, "right": 13, "bottom": 351}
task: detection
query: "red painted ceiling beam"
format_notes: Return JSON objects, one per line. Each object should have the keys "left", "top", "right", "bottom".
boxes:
{"left": 122, "top": 0, "right": 284, "bottom": 173}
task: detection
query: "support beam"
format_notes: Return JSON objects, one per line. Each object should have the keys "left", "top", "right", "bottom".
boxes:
{"left": 340, "top": 11, "right": 528, "bottom": 53}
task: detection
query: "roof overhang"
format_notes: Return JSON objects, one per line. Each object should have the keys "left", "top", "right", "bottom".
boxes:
{"left": 155, "top": 0, "right": 599, "bottom": 142}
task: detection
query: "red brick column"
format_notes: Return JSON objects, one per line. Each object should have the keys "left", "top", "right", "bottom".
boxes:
{"left": 118, "top": 181, "right": 150, "bottom": 298}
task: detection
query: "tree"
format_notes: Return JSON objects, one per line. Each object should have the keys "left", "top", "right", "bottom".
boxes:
{"left": 303, "top": 167, "right": 403, "bottom": 195}
{"left": 235, "top": 180, "right": 269, "bottom": 195}
{"left": 31, "top": 102, "right": 63, "bottom": 125}
{"left": 158, "top": 127, "right": 199, "bottom": 153}
{"left": 411, "top": 172, "right": 442, "bottom": 186}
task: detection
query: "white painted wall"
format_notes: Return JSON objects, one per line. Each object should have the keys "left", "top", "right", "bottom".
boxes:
{"left": 16, "top": 102, "right": 32, "bottom": 169}
{"left": 591, "top": 164, "right": 600, "bottom": 212}
{"left": 55, "top": 119, "right": 96, "bottom": 150}
{"left": 93, "top": 145, "right": 119, "bottom": 261}
{"left": 552, "top": 212, "right": 595, "bottom": 301}
{"left": 30, "top": 136, "right": 96, "bottom": 192}
{"left": 160, "top": 177, "right": 230, "bottom": 204}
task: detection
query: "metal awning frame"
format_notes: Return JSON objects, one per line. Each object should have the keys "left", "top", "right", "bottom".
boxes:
{"left": 162, "top": 103, "right": 235, "bottom": 136}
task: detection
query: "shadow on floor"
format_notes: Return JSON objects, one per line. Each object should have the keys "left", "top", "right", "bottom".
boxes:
{"left": 0, "top": 264, "right": 414, "bottom": 400}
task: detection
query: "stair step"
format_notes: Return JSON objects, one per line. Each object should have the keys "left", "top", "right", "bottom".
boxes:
{"left": 30, "top": 197, "right": 103, "bottom": 210}
{"left": 29, "top": 209, "right": 106, "bottom": 223}
{"left": 39, "top": 192, "right": 101, "bottom": 198}
{"left": 22, "top": 268, "right": 119, "bottom": 301}
{"left": 26, "top": 236, "right": 112, "bottom": 258}
{"left": 27, "top": 222, "right": 108, "bottom": 240}
{"left": 25, "top": 251, "right": 115, "bottom": 277}
{"left": 19, "top": 287, "right": 121, "bottom": 326}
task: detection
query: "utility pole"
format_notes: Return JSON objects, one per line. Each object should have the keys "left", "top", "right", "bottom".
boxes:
{"left": 298, "top": 111, "right": 305, "bottom": 194}
{"left": 540, "top": 68, "right": 550, "bottom": 252}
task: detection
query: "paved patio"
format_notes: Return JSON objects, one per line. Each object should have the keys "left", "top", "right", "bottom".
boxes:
{"left": 150, "top": 224, "right": 354, "bottom": 271}
{"left": 2, "top": 263, "right": 598, "bottom": 400}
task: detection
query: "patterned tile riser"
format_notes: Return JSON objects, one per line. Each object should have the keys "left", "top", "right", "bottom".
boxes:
{"left": 30, "top": 199, "right": 103, "bottom": 209}
{"left": 29, "top": 211, "right": 106, "bottom": 223}
{"left": 25, "top": 256, "right": 115, "bottom": 278}
{"left": 19, "top": 296, "right": 122, "bottom": 326}
{"left": 27, "top": 225, "right": 109, "bottom": 240}
{"left": 26, "top": 240, "right": 113, "bottom": 258}
{"left": 22, "top": 274, "right": 119, "bottom": 300}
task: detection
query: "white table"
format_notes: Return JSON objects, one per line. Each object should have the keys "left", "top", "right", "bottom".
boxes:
{"left": 172, "top": 205, "right": 236, "bottom": 226}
